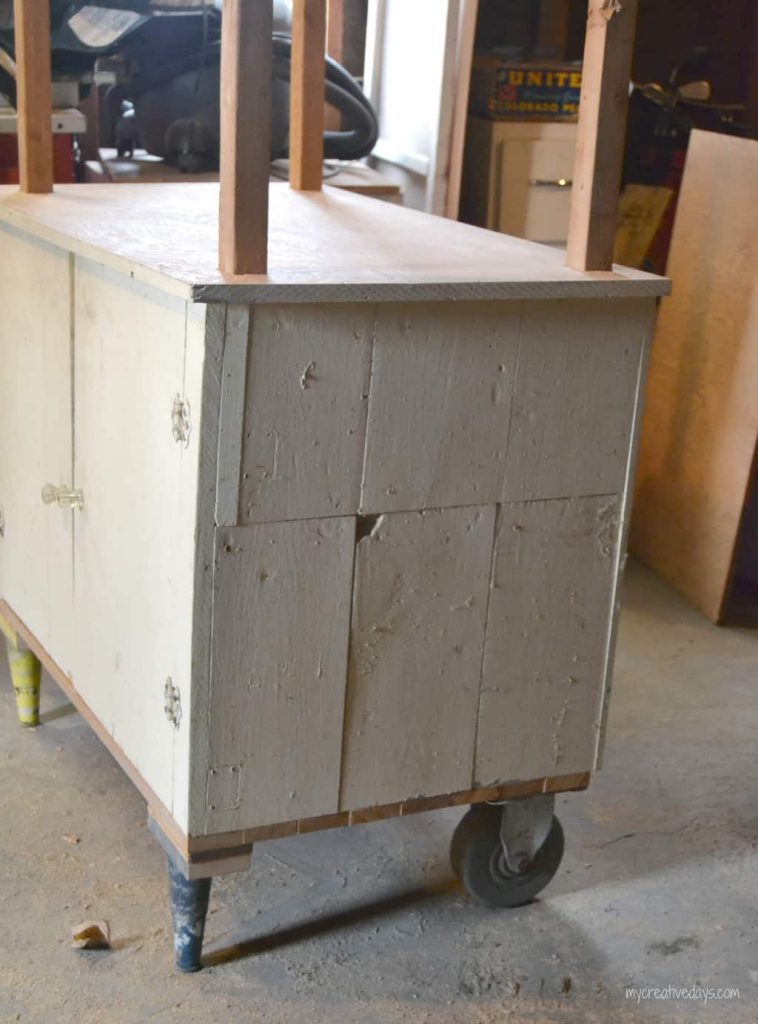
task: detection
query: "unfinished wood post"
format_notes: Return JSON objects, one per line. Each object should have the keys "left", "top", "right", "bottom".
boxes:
{"left": 219, "top": 0, "right": 272, "bottom": 275}
{"left": 325, "top": 0, "right": 345, "bottom": 131}
{"left": 566, "top": 0, "right": 639, "bottom": 272}
{"left": 13, "top": 0, "right": 54, "bottom": 193}
{"left": 290, "top": 0, "right": 327, "bottom": 191}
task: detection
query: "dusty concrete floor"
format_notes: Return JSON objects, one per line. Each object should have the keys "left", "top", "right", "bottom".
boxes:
{"left": 1, "top": 561, "right": 757, "bottom": 1024}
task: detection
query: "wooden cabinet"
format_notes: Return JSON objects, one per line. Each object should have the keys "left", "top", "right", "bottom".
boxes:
{"left": 0, "top": 180, "right": 667, "bottom": 874}
{"left": 461, "top": 117, "right": 577, "bottom": 244}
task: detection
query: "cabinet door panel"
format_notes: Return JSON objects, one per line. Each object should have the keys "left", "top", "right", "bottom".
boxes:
{"left": 0, "top": 228, "right": 74, "bottom": 671}
{"left": 73, "top": 258, "right": 202, "bottom": 826}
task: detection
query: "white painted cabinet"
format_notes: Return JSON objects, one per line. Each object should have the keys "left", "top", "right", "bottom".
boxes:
{"left": 462, "top": 118, "right": 578, "bottom": 244}
{"left": 0, "top": 182, "right": 667, "bottom": 868}
{"left": 0, "top": 230, "right": 75, "bottom": 675}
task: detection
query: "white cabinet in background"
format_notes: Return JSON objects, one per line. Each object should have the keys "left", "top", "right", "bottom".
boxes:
{"left": 462, "top": 117, "right": 578, "bottom": 244}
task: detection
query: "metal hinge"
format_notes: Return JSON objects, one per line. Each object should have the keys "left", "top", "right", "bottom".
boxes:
{"left": 164, "top": 678, "right": 182, "bottom": 728}
{"left": 171, "top": 395, "right": 192, "bottom": 448}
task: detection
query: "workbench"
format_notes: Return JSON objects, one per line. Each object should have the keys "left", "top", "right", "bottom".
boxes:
{"left": 0, "top": 0, "right": 667, "bottom": 974}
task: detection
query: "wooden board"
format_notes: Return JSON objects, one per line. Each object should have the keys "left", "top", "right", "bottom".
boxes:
{"left": 445, "top": 0, "right": 479, "bottom": 219}
{"left": 206, "top": 517, "right": 355, "bottom": 833}
{"left": 238, "top": 305, "right": 372, "bottom": 523}
{"left": 614, "top": 184, "right": 674, "bottom": 269}
{"left": 631, "top": 131, "right": 758, "bottom": 623}
{"left": 0, "top": 226, "right": 73, "bottom": 671}
{"left": 289, "top": 0, "right": 327, "bottom": 191}
{"left": 218, "top": 0, "right": 272, "bottom": 274}
{"left": 0, "top": 183, "right": 671, "bottom": 305}
{"left": 183, "top": 771, "right": 591, "bottom": 858}
{"left": 360, "top": 302, "right": 520, "bottom": 513}
{"left": 340, "top": 505, "right": 496, "bottom": 809}
{"left": 503, "top": 298, "right": 649, "bottom": 501}
{"left": 73, "top": 258, "right": 204, "bottom": 825}
{"left": 475, "top": 495, "right": 621, "bottom": 785}
{"left": 566, "top": 0, "right": 640, "bottom": 271}
{"left": 13, "top": 0, "right": 54, "bottom": 192}
{"left": 187, "top": 304, "right": 228, "bottom": 834}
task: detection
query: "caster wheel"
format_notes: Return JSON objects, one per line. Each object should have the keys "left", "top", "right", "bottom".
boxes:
{"left": 450, "top": 803, "right": 564, "bottom": 908}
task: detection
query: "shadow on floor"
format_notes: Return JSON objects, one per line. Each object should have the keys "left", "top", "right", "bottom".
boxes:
{"left": 204, "top": 882, "right": 455, "bottom": 967}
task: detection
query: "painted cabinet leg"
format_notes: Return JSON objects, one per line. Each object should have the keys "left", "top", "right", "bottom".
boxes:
{"left": 5, "top": 641, "right": 41, "bottom": 727}
{"left": 167, "top": 858, "right": 212, "bottom": 973}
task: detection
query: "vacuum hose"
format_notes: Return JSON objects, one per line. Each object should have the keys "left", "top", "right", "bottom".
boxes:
{"left": 107, "top": 33, "right": 378, "bottom": 167}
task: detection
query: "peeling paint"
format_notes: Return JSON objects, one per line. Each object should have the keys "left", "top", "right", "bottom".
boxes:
{"left": 300, "top": 360, "right": 316, "bottom": 390}
{"left": 595, "top": 499, "right": 621, "bottom": 559}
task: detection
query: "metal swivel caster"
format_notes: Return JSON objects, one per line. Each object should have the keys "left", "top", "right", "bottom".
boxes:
{"left": 451, "top": 794, "right": 564, "bottom": 907}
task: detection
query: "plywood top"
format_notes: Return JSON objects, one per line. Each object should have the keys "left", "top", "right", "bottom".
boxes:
{"left": 0, "top": 182, "right": 669, "bottom": 304}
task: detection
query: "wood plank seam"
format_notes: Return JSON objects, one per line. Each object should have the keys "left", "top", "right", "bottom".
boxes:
{"left": 468, "top": 500, "right": 502, "bottom": 788}
{"left": 216, "top": 304, "right": 250, "bottom": 526}
{"left": 185, "top": 771, "right": 592, "bottom": 852}
{"left": 595, "top": 306, "right": 653, "bottom": 766}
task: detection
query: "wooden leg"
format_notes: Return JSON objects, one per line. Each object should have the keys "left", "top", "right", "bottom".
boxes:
{"left": 5, "top": 639, "right": 41, "bottom": 727}
{"left": 167, "top": 857, "right": 212, "bottom": 973}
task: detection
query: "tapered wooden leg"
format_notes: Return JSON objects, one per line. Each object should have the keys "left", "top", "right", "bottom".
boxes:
{"left": 167, "top": 858, "right": 212, "bottom": 972}
{"left": 5, "top": 640, "right": 41, "bottom": 727}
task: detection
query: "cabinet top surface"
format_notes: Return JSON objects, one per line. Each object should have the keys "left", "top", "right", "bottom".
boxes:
{"left": 0, "top": 182, "right": 669, "bottom": 304}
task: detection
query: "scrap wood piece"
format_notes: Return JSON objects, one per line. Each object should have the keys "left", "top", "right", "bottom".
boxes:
{"left": 71, "top": 920, "right": 111, "bottom": 950}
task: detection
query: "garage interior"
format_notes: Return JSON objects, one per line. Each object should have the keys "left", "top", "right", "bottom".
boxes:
{"left": 0, "top": 1, "right": 756, "bottom": 1022}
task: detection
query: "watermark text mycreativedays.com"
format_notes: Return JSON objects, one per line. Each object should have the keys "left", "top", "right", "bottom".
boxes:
{"left": 625, "top": 984, "right": 741, "bottom": 1006}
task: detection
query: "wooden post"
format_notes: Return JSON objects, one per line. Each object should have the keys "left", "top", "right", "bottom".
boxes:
{"left": 566, "top": 0, "right": 639, "bottom": 272}
{"left": 13, "top": 0, "right": 54, "bottom": 193}
{"left": 219, "top": 0, "right": 272, "bottom": 276}
{"left": 327, "top": 0, "right": 345, "bottom": 66}
{"left": 290, "top": 0, "right": 327, "bottom": 191}
{"left": 325, "top": 0, "right": 345, "bottom": 132}
{"left": 445, "top": 0, "right": 479, "bottom": 220}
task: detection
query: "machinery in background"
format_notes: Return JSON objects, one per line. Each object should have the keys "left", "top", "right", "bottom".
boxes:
{"left": 0, "top": 0, "right": 378, "bottom": 173}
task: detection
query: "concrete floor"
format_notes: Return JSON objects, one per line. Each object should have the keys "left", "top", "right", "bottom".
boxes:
{"left": 1, "top": 561, "right": 757, "bottom": 1024}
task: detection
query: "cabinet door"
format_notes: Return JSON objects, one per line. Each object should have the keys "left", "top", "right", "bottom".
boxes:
{"left": 72, "top": 258, "right": 203, "bottom": 825}
{"left": 0, "top": 228, "right": 74, "bottom": 673}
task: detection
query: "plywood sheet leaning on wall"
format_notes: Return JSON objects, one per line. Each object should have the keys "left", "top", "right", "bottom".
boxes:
{"left": 475, "top": 495, "right": 621, "bottom": 786}
{"left": 631, "top": 131, "right": 758, "bottom": 624}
